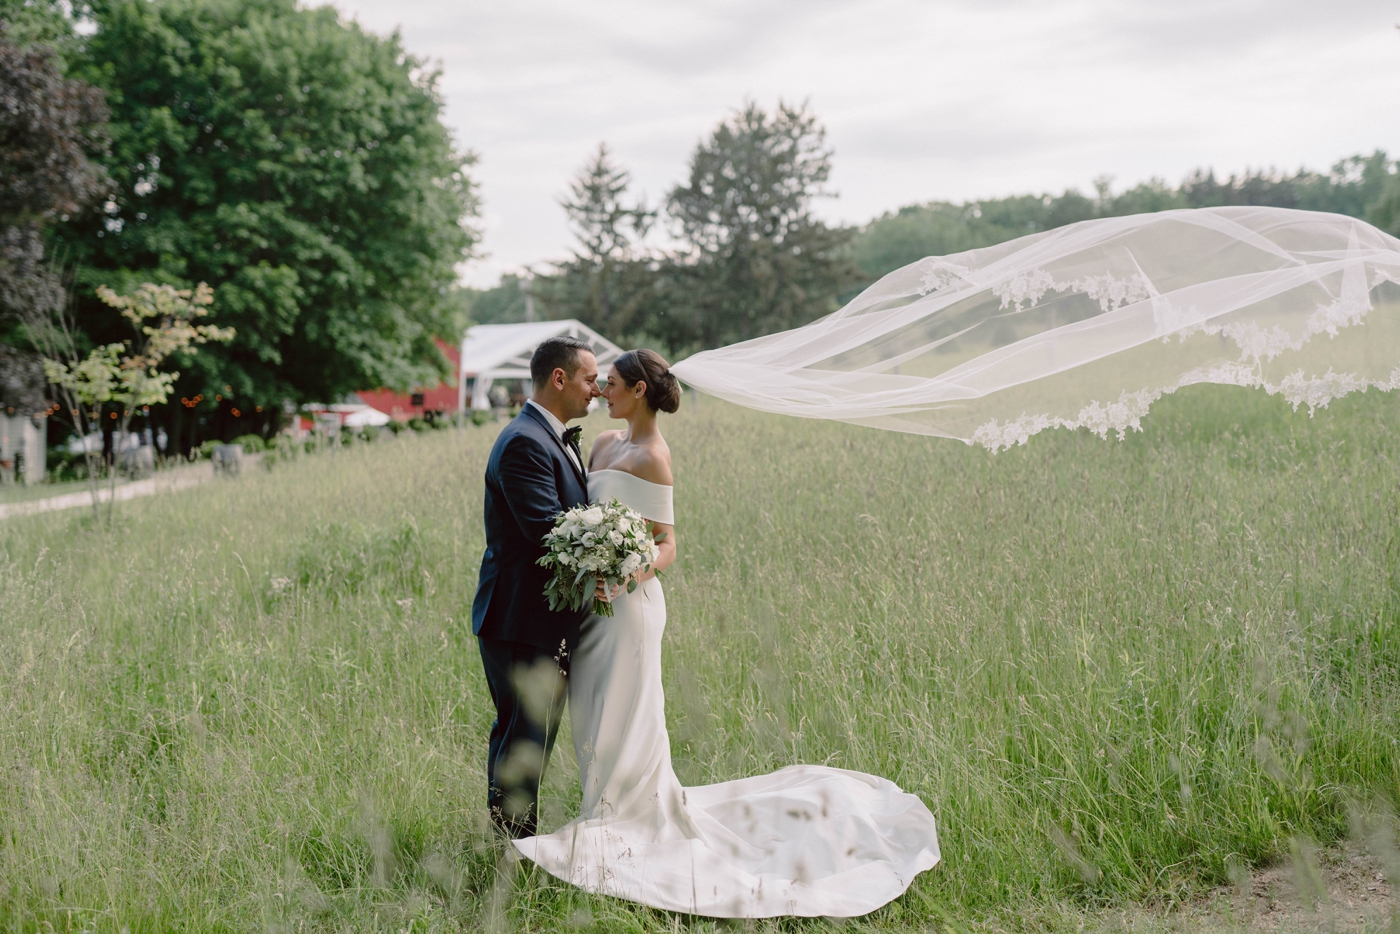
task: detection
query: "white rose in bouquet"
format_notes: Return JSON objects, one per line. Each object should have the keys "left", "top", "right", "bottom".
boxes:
{"left": 537, "top": 498, "right": 663, "bottom": 618}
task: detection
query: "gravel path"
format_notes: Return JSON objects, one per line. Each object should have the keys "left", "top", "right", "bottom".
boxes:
{"left": 0, "top": 462, "right": 218, "bottom": 521}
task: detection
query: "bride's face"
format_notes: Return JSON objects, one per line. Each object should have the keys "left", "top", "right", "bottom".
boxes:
{"left": 601, "top": 366, "right": 646, "bottom": 419}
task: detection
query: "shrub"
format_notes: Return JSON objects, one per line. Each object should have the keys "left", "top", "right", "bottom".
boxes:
{"left": 46, "top": 447, "right": 89, "bottom": 481}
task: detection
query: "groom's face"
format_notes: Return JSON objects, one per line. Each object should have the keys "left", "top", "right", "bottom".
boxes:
{"left": 560, "top": 350, "right": 600, "bottom": 421}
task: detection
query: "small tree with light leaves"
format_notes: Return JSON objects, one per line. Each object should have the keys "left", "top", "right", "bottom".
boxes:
{"left": 43, "top": 282, "right": 232, "bottom": 523}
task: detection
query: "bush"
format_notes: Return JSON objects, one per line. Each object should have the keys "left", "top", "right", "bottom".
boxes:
{"left": 46, "top": 447, "right": 89, "bottom": 481}
{"left": 232, "top": 434, "right": 266, "bottom": 454}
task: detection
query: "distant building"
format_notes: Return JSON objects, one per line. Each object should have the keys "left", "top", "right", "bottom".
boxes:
{"left": 356, "top": 337, "right": 464, "bottom": 421}
{"left": 0, "top": 411, "right": 46, "bottom": 486}
{"left": 356, "top": 323, "right": 624, "bottom": 418}
{"left": 0, "top": 348, "right": 49, "bottom": 485}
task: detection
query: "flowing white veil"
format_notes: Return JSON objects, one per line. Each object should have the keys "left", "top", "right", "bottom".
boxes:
{"left": 671, "top": 207, "right": 1400, "bottom": 450}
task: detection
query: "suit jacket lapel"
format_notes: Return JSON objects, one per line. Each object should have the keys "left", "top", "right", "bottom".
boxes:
{"left": 522, "top": 404, "right": 587, "bottom": 488}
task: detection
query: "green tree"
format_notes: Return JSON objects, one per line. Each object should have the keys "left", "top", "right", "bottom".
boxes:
{"left": 665, "top": 101, "right": 858, "bottom": 349}
{"left": 0, "top": 22, "right": 108, "bottom": 442}
{"left": 40, "top": 281, "right": 231, "bottom": 521}
{"left": 0, "top": 0, "right": 86, "bottom": 65}
{"left": 1367, "top": 176, "right": 1400, "bottom": 236}
{"left": 562, "top": 143, "right": 654, "bottom": 269}
{"left": 1297, "top": 152, "right": 1392, "bottom": 217}
{"left": 845, "top": 189, "right": 1102, "bottom": 293}
{"left": 0, "top": 23, "right": 108, "bottom": 332}
{"left": 1099, "top": 178, "right": 1185, "bottom": 217}
{"left": 535, "top": 143, "right": 661, "bottom": 343}
{"left": 461, "top": 275, "right": 528, "bottom": 326}
{"left": 56, "top": 0, "right": 478, "bottom": 450}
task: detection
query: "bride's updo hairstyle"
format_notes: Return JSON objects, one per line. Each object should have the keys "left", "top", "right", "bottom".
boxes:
{"left": 614, "top": 349, "right": 681, "bottom": 414}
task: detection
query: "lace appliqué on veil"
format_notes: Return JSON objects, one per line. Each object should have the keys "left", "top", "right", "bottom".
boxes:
{"left": 972, "top": 362, "right": 1400, "bottom": 453}
{"left": 1079, "top": 272, "right": 1152, "bottom": 313}
{"left": 916, "top": 258, "right": 972, "bottom": 296}
{"left": 992, "top": 268, "right": 1056, "bottom": 311}
{"left": 991, "top": 269, "right": 1152, "bottom": 314}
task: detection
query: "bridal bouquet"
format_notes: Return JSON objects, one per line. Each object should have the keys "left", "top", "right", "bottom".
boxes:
{"left": 537, "top": 499, "right": 661, "bottom": 618}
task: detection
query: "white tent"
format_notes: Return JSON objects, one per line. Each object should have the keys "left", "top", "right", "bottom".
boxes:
{"left": 457, "top": 320, "right": 624, "bottom": 411}
{"left": 343, "top": 405, "right": 391, "bottom": 428}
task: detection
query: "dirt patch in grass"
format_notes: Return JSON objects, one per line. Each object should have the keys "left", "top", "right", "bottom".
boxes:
{"left": 1083, "top": 845, "right": 1396, "bottom": 934}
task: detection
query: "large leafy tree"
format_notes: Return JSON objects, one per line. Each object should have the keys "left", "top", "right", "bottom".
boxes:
{"left": 665, "top": 101, "right": 858, "bottom": 349}
{"left": 56, "top": 0, "right": 478, "bottom": 446}
{"left": 0, "top": 20, "right": 108, "bottom": 415}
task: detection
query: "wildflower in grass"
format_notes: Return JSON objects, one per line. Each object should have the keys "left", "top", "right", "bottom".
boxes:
{"left": 537, "top": 498, "right": 660, "bottom": 618}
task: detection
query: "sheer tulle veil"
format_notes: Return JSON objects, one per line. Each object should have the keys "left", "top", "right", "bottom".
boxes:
{"left": 671, "top": 207, "right": 1400, "bottom": 449}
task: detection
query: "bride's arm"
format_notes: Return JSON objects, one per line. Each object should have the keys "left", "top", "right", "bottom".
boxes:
{"left": 629, "top": 445, "right": 675, "bottom": 583}
{"left": 638, "top": 521, "right": 675, "bottom": 583}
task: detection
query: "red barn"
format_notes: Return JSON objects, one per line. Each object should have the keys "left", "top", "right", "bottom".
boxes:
{"left": 356, "top": 337, "right": 462, "bottom": 421}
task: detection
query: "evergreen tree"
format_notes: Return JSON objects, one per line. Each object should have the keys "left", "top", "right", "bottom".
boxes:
{"left": 537, "top": 143, "right": 659, "bottom": 341}
{"left": 665, "top": 102, "right": 858, "bottom": 349}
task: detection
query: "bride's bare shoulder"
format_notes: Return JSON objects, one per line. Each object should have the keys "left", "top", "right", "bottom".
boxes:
{"left": 630, "top": 443, "right": 673, "bottom": 487}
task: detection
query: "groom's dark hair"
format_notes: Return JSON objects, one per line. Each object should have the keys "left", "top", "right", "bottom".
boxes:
{"left": 530, "top": 335, "right": 593, "bottom": 389}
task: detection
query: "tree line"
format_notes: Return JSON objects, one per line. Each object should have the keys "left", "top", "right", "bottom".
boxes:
{"left": 476, "top": 135, "right": 1400, "bottom": 357}
{"left": 849, "top": 153, "right": 1400, "bottom": 293}
{"left": 1, "top": 0, "right": 477, "bottom": 454}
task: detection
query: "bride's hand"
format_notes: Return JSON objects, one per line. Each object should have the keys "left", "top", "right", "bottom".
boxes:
{"left": 594, "top": 579, "right": 623, "bottom": 602}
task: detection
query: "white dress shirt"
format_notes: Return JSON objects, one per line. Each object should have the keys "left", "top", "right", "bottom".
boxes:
{"left": 526, "top": 400, "right": 582, "bottom": 474}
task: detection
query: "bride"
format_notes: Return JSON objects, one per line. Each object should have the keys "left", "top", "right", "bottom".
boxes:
{"left": 513, "top": 349, "right": 941, "bottom": 919}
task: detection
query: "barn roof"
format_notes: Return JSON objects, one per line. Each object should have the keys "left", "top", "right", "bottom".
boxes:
{"left": 458, "top": 320, "right": 624, "bottom": 379}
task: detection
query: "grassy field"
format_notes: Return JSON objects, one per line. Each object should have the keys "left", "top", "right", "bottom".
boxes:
{"left": 2, "top": 387, "right": 1399, "bottom": 933}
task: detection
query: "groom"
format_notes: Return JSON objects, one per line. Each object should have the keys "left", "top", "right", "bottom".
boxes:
{"left": 473, "top": 335, "right": 600, "bottom": 838}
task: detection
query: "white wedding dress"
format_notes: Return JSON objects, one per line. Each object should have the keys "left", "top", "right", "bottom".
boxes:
{"left": 514, "top": 469, "right": 940, "bottom": 918}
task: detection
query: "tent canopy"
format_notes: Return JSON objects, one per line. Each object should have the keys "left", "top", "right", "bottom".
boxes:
{"left": 459, "top": 320, "right": 624, "bottom": 410}
{"left": 343, "top": 406, "right": 391, "bottom": 428}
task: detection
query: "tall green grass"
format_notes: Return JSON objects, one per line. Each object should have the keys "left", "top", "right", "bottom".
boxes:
{"left": 1, "top": 386, "right": 1398, "bottom": 932}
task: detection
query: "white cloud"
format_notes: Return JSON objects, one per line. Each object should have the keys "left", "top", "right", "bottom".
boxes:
{"left": 327, "top": 0, "right": 1400, "bottom": 286}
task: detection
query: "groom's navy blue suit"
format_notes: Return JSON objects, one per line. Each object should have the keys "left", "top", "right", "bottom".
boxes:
{"left": 473, "top": 403, "right": 589, "bottom": 836}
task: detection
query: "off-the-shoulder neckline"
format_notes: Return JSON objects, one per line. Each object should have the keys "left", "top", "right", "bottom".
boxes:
{"left": 590, "top": 468, "right": 673, "bottom": 490}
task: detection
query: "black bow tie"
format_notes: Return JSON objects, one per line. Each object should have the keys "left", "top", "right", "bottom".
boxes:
{"left": 563, "top": 426, "right": 582, "bottom": 447}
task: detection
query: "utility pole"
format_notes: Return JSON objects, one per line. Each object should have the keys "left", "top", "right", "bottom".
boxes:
{"left": 520, "top": 274, "right": 536, "bottom": 323}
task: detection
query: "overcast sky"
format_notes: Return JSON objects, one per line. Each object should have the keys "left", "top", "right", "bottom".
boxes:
{"left": 326, "top": 0, "right": 1400, "bottom": 287}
